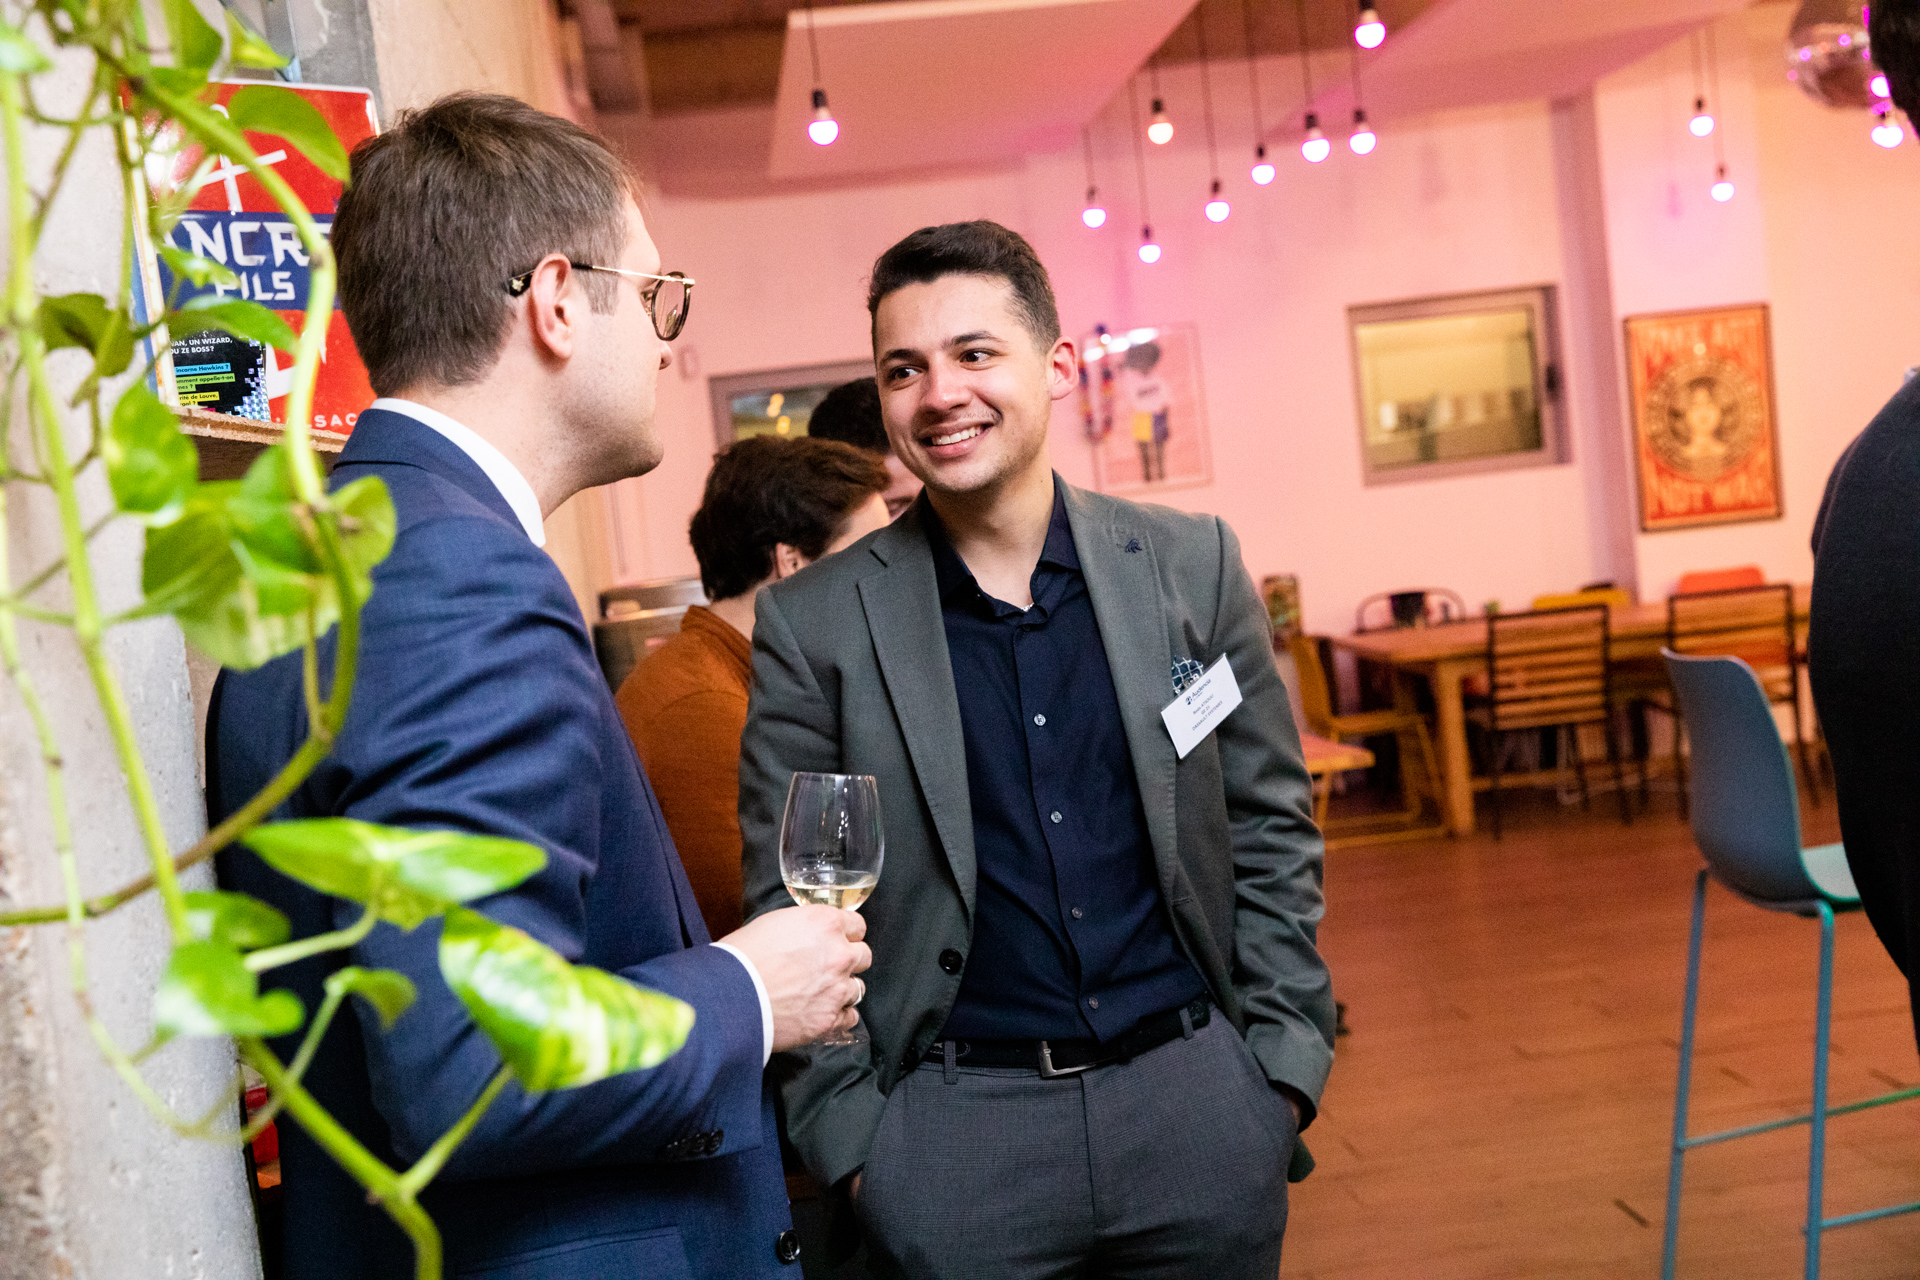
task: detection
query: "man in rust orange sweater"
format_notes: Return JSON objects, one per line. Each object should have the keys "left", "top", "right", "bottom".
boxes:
{"left": 618, "top": 436, "right": 890, "bottom": 937}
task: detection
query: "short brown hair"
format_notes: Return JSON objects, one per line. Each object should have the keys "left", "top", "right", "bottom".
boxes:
{"left": 688, "top": 436, "right": 889, "bottom": 600}
{"left": 331, "top": 93, "right": 635, "bottom": 396}
{"left": 867, "top": 221, "right": 1061, "bottom": 349}
{"left": 806, "top": 377, "right": 888, "bottom": 455}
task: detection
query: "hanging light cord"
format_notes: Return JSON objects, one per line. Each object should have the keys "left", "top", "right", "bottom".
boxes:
{"left": 1295, "top": 0, "right": 1316, "bottom": 107}
{"left": 1349, "top": 38, "right": 1363, "bottom": 105}
{"left": 1199, "top": 2, "right": 1220, "bottom": 180}
{"left": 1706, "top": 25, "right": 1725, "bottom": 168}
{"left": 805, "top": 0, "right": 823, "bottom": 88}
{"left": 1129, "top": 77, "right": 1153, "bottom": 224}
{"left": 1083, "top": 125, "right": 1098, "bottom": 191}
{"left": 1690, "top": 31, "right": 1707, "bottom": 104}
{"left": 1241, "top": 0, "right": 1266, "bottom": 139}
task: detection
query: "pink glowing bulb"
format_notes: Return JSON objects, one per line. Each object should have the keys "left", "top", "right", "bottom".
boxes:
{"left": 1250, "top": 144, "right": 1275, "bottom": 185}
{"left": 1148, "top": 99, "right": 1173, "bottom": 145}
{"left": 1873, "top": 73, "right": 1891, "bottom": 98}
{"left": 1206, "top": 199, "right": 1230, "bottom": 222}
{"left": 1689, "top": 98, "right": 1715, "bottom": 137}
{"left": 1138, "top": 239, "right": 1162, "bottom": 264}
{"left": 1873, "top": 112, "right": 1905, "bottom": 147}
{"left": 1082, "top": 204, "right": 1107, "bottom": 228}
{"left": 808, "top": 90, "right": 838, "bottom": 146}
{"left": 1349, "top": 109, "right": 1376, "bottom": 155}
{"left": 1354, "top": 5, "right": 1386, "bottom": 48}
{"left": 1710, "top": 176, "right": 1735, "bottom": 202}
{"left": 1301, "top": 114, "right": 1330, "bottom": 163}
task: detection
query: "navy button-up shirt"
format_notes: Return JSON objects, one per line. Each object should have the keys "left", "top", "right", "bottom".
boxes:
{"left": 928, "top": 480, "right": 1207, "bottom": 1043}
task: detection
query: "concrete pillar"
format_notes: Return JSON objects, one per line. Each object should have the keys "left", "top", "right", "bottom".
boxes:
{"left": 0, "top": 43, "right": 262, "bottom": 1280}
{"left": 1551, "top": 90, "right": 1642, "bottom": 595}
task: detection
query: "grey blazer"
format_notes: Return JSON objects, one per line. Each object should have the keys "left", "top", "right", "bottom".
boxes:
{"left": 740, "top": 481, "right": 1336, "bottom": 1190}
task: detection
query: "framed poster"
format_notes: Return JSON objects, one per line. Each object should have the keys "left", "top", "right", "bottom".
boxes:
{"left": 1348, "top": 285, "right": 1565, "bottom": 485}
{"left": 1081, "top": 323, "right": 1212, "bottom": 494}
{"left": 706, "top": 359, "right": 872, "bottom": 450}
{"left": 1623, "top": 304, "right": 1782, "bottom": 531}
{"left": 133, "top": 81, "right": 379, "bottom": 434}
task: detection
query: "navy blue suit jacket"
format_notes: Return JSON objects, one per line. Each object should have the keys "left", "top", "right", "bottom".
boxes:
{"left": 210, "top": 408, "right": 793, "bottom": 1279}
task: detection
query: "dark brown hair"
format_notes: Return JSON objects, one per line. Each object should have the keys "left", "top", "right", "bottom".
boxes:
{"left": 331, "top": 92, "right": 635, "bottom": 396}
{"left": 688, "top": 436, "right": 889, "bottom": 600}
{"left": 806, "top": 377, "right": 888, "bottom": 455}
{"left": 866, "top": 220, "right": 1061, "bottom": 350}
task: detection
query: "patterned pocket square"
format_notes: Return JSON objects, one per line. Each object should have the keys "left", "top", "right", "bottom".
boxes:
{"left": 1171, "top": 657, "right": 1205, "bottom": 695}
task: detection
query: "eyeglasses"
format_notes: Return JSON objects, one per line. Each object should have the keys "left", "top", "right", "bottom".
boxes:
{"left": 503, "top": 262, "right": 695, "bottom": 341}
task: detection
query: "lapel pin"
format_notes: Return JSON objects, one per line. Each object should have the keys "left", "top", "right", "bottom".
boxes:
{"left": 1124, "top": 538, "right": 1142, "bottom": 554}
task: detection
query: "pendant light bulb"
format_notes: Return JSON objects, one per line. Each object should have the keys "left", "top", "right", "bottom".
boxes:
{"left": 1301, "top": 113, "right": 1330, "bottom": 163}
{"left": 1689, "top": 97, "right": 1715, "bottom": 137}
{"left": 1348, "top": 108, "right": 1377, "bottom": 155}
{"left": 1873, "top": 73, "right": 1892, "bottom": 100}
{"left": 1250, "top": 143, "right": 1276, "bottom": 185}
{"left": 1205, "top": 178, "right": 1231, "bottom": 222}
{"left": 1138, "top": 225, "right": 1162, "bottom": 264}
{"left": 807, "top": 89, "right": 839, "bottom": 146}
{"left": 1874, "top": 110, "right": 1906, "bottom": 147}
{"left": 1148, "top": 99, "right": 1174, "bottom": 145}
{"left": 1082, "top": 187, "right": 1108, "bottom": 228}
{"left": 1354, "top": 4, "right": 1386, "bottom": 49}
{"left": 1710, "top": 164, "right": 1735, "bottom": 202}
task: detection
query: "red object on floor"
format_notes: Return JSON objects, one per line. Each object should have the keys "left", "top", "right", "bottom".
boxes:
{"left": 244, "top": 1085, "right": 280, "bottom": 1166}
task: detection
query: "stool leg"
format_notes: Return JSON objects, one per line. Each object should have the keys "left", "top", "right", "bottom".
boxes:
{"left": 1663, "top": 869, "right": 1709, "bottom": 1280}
{"left": 1806, "top": 901, "right": 1836, "bottom": 1280}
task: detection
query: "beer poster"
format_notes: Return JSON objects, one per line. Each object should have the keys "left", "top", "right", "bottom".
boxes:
{"left": 1623, "top": 304, "right": 1782, "bottom": 532}
{"left": 134, "top": 81, "right": 379, "bottom": 434}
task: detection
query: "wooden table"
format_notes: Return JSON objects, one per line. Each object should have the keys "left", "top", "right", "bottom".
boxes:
{"left": 1331, "top": 586, "right": 1810, "bottom": 837}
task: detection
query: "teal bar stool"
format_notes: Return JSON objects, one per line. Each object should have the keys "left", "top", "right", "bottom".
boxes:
{"left": 1660, "top": 652, "right": 1920, "bottom": 1279}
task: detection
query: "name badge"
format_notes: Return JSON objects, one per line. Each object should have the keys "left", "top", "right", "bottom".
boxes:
{"left": 1160, "top": 654, "right": 1242, "bottom": 759}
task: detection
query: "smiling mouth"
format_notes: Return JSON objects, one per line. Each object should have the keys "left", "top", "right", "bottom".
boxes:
{"left": 926, "top": 424, "right": 986, "bottom": 448}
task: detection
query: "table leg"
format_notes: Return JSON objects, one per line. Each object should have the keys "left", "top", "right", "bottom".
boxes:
{"left": 1431, "top": 661, "right": 1475, "bottom": 836}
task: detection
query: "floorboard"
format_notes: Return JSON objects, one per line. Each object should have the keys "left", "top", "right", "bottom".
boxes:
{"left": 1284, "top": 783, "right": 1920, "bottom": 1279}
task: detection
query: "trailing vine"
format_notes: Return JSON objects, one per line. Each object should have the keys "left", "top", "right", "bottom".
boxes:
{"left": 0, "top": 5, "right": 691, "bottom": 1277}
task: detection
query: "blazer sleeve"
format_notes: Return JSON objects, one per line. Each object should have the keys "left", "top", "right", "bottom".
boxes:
{"left": 319, "top": 512, "right": 767, "bottom": 1179}
{"left": 1208, "top": 518, "right": 1338, "bottom": 1115}
{"left": 737, "top": 585, "right": 891, "bottom": 1190}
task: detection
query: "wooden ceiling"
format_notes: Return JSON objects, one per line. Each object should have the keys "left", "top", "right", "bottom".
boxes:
{"left": 616, "top": 0, "right": 1437, "bottom": 116}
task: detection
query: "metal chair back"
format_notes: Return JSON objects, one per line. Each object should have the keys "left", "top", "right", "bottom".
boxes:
{"left": 1355, "top": 587, "right": 1467, "bottom": 633}
{"left": 1484, "top": 604, "right": 1609, "bottom": 732}
{"left": 1661, "top": 651, "right": 1812, "bottom": 906}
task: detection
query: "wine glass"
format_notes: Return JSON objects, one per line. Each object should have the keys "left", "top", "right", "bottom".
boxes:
{"left": 779, "top": 772, "right": 884, "bottom": 1047}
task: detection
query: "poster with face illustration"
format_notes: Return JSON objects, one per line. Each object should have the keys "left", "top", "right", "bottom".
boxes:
{"left": 1624, "top": 304, "right": 1782, "bottom": 532}
{"left": 1080, "top": 323, "right": 1212, "bottom": 494}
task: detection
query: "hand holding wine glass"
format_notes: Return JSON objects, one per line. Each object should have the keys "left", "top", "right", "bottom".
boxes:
{"left": 780, "top": 772, "right": 884, "bottom": 1046}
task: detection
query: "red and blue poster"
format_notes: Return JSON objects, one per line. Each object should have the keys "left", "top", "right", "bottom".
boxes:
{"left": 139, "top": 81, "right": 378, "bottom": 434}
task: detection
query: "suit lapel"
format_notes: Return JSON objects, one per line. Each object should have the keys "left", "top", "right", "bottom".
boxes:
{"left": 1065, "top": 486, "right": 1181, "bottom": 889}
{"left": 858, "top": 510, "right": 978, "bottom": 916}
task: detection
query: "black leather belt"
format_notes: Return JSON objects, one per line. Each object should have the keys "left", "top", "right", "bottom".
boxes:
{"left": 923, "top": 997, "right": 1210, "bottom": 1078}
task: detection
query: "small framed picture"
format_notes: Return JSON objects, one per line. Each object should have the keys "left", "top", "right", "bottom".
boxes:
{"left": 706, "top": 359, "right": 872, "bottom": 450}
{"left": 1622, "top": 304, "right": 1782, "bottom": 532}
{"left": 1079, "top": 323, "right": 1213, "bottom": 494}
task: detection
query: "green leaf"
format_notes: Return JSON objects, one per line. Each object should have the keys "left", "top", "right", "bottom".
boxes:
{"left": 228, "top": 442, "right": 321, "bottom": 574}
{"left": 0, "top": 20, "right": 53, "bottom": 74}
{"left": 325, "top": 966, "right": 417, "bottom": 1031}
{"left": 439, "top": 907, "right": 693, "bottom": 1092}
{"left": 141, "top": 487, "right": 308, "bottom": 668}
{"left": 156, "top": 940, "right": 304, "bottom": 1038}
{"left": 159, "top": 244, "right": 239, "bottom": 291}
{"left": 331, "top": 475, "right": 396, "bottom": 605}
{"left": 227, "top": 84, "right": 349, "bottom": 184}
{"left": 243, "top": 820, "right": 547, "bottom": 930}
{"left": 161, "top": 0, "right": 222, "bottom": 76}
{"left": 184, "top": 890, "right": 291, "bottom": 951}
{"left": 174, "top": 296, "right": 297, "bottom": 352}
{"left": 106, "top": 385, "right": 198, "bottom": 521}
{"left": 225, "top": 11, "right": 289, "bottom": 69}
{"left": 37, "top": 293, "right": 134, "bottom": 380}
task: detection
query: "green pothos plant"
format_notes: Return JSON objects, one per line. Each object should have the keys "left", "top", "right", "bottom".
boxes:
{"left": 0, "top": 4, "right": 692, "bottom": 1277}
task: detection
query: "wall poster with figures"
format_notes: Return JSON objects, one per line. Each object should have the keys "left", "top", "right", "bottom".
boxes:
{"left": 133, "top": 81, "right": 380, "bottom": 435}
{"left": 1079, "top": 323, "right": 1212, "bottom": 494}
{"left": 1623, "top": 303, "right": 1782, "bottom": 532}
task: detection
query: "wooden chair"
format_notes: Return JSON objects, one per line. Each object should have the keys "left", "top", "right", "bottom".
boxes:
{"left": 1648, "top": 584, "right": 1818, "bottom": 813}
{"left": 1354, "top": 587, "right": 1468, "bottom": 634}
{"left": 1287, "top": 634, "right": 1445, "bottom": 845}
{"left": 1675, "top": 565, "right": 1764, "bottom": 595}
{"left": 1531, "top": 587, "right": 1631, "bottom": 614}
{"left": 1470, "top": 604, "right": 1632, "bottom": 838}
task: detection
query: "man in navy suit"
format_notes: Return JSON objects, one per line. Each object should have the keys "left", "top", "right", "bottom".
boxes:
{"left": 210, "top": 93, "right": 869, "bottom": 1279}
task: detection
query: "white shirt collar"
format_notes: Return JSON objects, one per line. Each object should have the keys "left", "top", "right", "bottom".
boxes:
{"left": 370, "top": 397, "right": 546, "bottom": 547}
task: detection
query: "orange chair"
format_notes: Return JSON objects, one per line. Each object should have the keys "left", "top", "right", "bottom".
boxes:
{"left": 1675, "top": 565, "right": 1764, "bottom": 595}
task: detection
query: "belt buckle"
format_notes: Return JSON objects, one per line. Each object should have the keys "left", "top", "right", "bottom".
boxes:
{"left": 1036, "top": 1040, "right": 1092, "bottom": 1078}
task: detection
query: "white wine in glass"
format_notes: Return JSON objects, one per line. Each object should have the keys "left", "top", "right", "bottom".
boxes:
{"left": 779, "top": 772, "right": 883, "bottom": 1047}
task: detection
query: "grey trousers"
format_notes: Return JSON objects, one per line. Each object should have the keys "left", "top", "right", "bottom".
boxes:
{"left": 854, "top": 1015, "right": 1295, "bottom": 1280}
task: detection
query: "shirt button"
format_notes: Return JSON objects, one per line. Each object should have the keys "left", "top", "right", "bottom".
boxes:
{"left": 1033, "top": 713, "right": 1047, "bottom": 726}
{"left": 1088, "top": 997, "right": 1100, "bottom": 1010}
{"left": 1050, "top": 811, "right": 1062, "bottom": 823}
{"left": 1070, "top": 907, "right": 1084, "bottom": 919}
{"left": 938, "top": 948, "right": 965, "bottom": 975}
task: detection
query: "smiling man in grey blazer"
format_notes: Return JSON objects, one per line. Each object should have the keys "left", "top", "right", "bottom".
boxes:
{"left": 740, "top": 220, "right": 1335, "bottom": 1278}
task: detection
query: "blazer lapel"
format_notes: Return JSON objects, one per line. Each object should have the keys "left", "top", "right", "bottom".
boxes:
{"left": 1065, "top": 485, "right": 1181, "bottom": 889}
{"left": 857, "top": 509, "right": 978, "bottom": 916}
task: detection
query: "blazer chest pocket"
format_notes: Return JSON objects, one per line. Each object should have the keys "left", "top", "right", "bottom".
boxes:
{"left": 455, "top": 1227, "right": 694, "bottom": 1280}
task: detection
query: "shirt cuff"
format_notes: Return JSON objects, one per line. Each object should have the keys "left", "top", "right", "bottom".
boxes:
{"left": 711, "top": 941, "right": 774, "bottom": 1066}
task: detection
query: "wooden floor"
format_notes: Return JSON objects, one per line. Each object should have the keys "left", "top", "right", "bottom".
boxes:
{"left": 1284, "top": 782, "right": 1920, "bottom": 1280}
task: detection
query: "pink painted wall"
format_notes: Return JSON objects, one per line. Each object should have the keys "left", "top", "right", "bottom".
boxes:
{"left": 616, "top": 1, "right": 1920, "bottom": 637}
